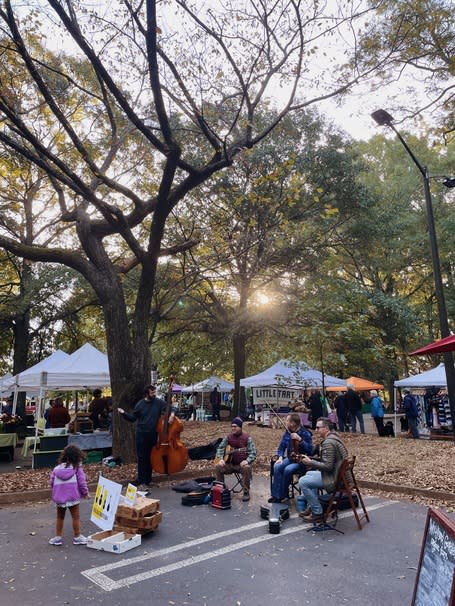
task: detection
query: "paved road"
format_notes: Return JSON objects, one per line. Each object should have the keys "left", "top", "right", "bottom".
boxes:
{"left": 0, "top": 475, "right": 439, "bottom": 606}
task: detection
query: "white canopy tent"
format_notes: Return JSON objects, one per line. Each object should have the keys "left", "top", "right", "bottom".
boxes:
{"left": 393, "top": 363, "right": 450, "bottom": 435}
{"left": 181, "top": 376, "right": 234, "bottom": 393}
{"left": 0, "top": 372, "right": 13, "bottom": 397}
{"left": 240, "top": 359, "right": 346, "bottom": 388}
{"left": 181, "top": 376, "right": 234, "bottom": 417}
{"left": 12, "top": 344, "right": 109, "bottom": 392}
{"left": 11, "top": 344, "right": 110, "bottom": 417}
{"left": 394, "top": 363, "right": 448, "bottom": 388}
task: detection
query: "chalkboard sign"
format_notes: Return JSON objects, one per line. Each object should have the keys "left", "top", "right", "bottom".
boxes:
{"left": 412, "top": 507, "right": 455, "bottom": 605}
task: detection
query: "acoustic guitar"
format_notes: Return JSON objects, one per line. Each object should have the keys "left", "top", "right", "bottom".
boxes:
{"left": 214, "top": 445, "right": 247, "bottom": 465}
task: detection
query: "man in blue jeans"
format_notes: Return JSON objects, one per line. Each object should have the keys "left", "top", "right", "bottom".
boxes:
{"left": 403, "top": 389, "right": 420, "bottom": 439}
{"left": 345, "top": 385, "right": 365, "bottom": 433}
{"left": 268, "top": 413, "right": 313, "bottom": 503}
{"left": 298, "top": 417, "right": 350, "bottom": 523}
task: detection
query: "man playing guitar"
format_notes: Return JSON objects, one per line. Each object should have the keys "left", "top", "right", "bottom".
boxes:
{"left": 215, "top": 417, "right": 257, "bottom": 501}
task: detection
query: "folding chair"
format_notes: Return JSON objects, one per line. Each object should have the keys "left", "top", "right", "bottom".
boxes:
{"left": 323, "top": 456, "right": 370, "bottom": 530}
{"left": 269, "top": 457, "right": 303, "bottom": 499}
{"left": 226, "top": 471, "right": 244, "bottom": 494}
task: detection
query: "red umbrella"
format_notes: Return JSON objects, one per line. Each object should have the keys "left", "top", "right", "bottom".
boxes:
{"left": 410, "top": 334, "right": 455, "bottom": 356}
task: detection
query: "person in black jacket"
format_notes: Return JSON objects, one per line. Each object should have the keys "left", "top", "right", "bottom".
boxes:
{"left": 118, "top": 385, "right": 168, "bottom": 490}
{"left": 345, "top": 385, "right": 365, "bottom": 433}
{"left": 308, "top": 390, "right": 323, "bottom": 430}
{"left": 333, "top": 391, "right": 349, "bottom": 432}
{"left": 209, "top": 387, "right": 222, "bottom": 421}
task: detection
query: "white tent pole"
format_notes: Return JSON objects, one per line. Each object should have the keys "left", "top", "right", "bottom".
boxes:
{"left": 394, "top": 387, "right": 397, "bottom": 436}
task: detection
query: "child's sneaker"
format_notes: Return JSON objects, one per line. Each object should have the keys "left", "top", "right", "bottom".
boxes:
{"left": 48, "top": 536, "right": 63, "bottom": 546}
{"left": 73, "top": 535, "right": 88, "bottom": 545}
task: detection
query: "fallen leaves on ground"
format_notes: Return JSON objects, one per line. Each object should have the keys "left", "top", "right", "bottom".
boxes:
{"left": 2, "top": 422, "right": 454, "bottom": 509}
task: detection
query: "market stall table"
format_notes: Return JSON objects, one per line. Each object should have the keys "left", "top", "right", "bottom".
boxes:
{"left": 0, "top": 432, "right": 17, "bottom": 462}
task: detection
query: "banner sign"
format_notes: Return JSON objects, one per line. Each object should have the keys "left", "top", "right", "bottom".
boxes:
{"left": 252, "top": 387, "right": 300, "bottom": 408}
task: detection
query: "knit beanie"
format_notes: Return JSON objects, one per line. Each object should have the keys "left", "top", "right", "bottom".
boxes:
{"left": 231, "top": 417, "right": 243, "bottom": 427}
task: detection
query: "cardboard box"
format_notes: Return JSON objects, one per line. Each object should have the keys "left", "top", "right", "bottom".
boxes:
{"left": 87, "top": 530, "right": 141, "bottom": 553}
{"left": 116, "top": 510, "right": 163, "bottom": 531}
{"left": 116, "top": 496, "right": 160, "bottom": 519}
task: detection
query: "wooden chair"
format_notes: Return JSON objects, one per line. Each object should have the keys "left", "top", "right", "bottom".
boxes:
{"left": 323, "top": 456, "right": 370, "bottom": 530}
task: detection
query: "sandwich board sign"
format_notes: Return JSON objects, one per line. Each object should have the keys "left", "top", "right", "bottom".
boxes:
{"left": 90, "top": 475, "right": 122, "bottom": 531}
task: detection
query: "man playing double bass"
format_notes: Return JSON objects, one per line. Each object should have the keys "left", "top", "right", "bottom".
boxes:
{"left": 215, "top": 417, "right": 257, "bottom": 501}
{"left": 118, "top": 384, "right": 169, "bottom": 491}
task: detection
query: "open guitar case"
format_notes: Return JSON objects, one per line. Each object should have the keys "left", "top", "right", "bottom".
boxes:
{"left": 173, "top": 476, "right": 216, "bottom": 506}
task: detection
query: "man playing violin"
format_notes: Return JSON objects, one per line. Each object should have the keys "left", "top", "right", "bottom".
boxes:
{"left": 268, "top": 412, "right": 313, "bottom": 504}
{"left": 215, "top": 417, "right": 257, "bottom": 501}
{"left": 118, "top": 384, "right": 169, "bottom": 491}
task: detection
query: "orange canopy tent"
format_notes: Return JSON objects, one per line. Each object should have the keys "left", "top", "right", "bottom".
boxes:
{"left": 326, "top": 376, "right": 384, "bottom": 392}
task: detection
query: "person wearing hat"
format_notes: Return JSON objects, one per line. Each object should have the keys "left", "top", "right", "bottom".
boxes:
{"left": 403, "top": 389, "right": 420, "bottom": 439}
{"left": 215, "top": 417, "right": 257, "bottom": 501}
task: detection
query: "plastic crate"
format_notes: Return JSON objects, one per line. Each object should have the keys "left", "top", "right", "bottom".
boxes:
{"left": 85, "top": 449, "right": 103, "bottom": 464}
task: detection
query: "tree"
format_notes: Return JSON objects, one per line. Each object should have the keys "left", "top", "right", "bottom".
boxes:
{"left": 0, "top": 0, "right": 386, "bottom": 460}
{"left": 162, "top": 110, "right": 368, "bottom": 413}
{"left": 357, "top": 0, "right": 455, "bottom": 136}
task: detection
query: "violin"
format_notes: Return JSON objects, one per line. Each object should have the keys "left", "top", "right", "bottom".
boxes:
{"left": 150, "top": 376, "right": 189, "bottom": 475}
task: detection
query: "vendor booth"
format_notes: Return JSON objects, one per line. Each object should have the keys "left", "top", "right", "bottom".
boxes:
{"left": 394, "top": 363, "right": 452, "bottom": 437}
{"left": 240, "top": 360, "right": 345, "bottom": 425}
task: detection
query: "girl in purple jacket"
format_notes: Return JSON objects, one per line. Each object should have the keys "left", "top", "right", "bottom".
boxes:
{"left": 48, "top": 444, "right": 90, "bottom": 546}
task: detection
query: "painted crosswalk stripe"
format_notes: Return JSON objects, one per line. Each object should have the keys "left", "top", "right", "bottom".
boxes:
{"left": 81, "top": 500, "right": 395, "bottom": 591}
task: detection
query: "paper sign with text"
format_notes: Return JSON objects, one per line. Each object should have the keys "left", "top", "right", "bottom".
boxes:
{"left": 90, "top": 476, "right": 122, "bottom": 531}
{"left": 124, "top": 483, "right": 138, "bottom": 506}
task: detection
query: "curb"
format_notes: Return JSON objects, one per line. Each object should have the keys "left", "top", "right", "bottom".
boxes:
{"left": 357, "top": 479, "right": 455, "bottom": 503}
{"left": 1, "top": 469, "right": 453, "bottom": 507}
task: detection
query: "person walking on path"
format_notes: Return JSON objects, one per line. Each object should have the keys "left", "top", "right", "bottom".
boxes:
{"left": 345, "top": 385, "right": 365, "bottom": 433}
{"left": 333, "top": 391, "right": 349, "bottom": 432}
{"left": 210, "top": 387, "right": 222, "bottom": 421}
{"left": 370, "top": 390, "right": 385, "bottom": 436}
{"left": 308, "top": 389, "right": 323, "bottom": 430}
{"left": 403, "top": 389, "right": 420, "bottom": 439}
{"left": 118, "top": 384, "right": 168, "bottom": 490}
{"left": 48, "top": 444, "right": 90, "bottom": 546}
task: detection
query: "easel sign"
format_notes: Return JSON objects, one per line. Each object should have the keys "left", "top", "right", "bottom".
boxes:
{"left": 412, "top": 507, "right": 455, "bottom": 605}
{"left": 91, "top": 476, "right": 122, "bottom": 531}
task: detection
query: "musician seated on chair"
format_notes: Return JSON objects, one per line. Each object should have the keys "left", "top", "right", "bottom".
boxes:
{"left": 215, "top": 417, "right": 257, "bottom": 502}
{"left": 268, "top": 413, "right": 312, "bottom": 504}
{"left": 298, "top": 417, "right": 351, "bottom": 524}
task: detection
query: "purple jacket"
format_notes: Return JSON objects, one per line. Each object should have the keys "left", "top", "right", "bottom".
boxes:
{"left": 49, "top": 463, "right": 89, "bottom": 505}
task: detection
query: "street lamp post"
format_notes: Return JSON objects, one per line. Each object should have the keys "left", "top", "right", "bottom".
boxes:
{"left": 371, "top": 109, "right": 455, "bottom": 442}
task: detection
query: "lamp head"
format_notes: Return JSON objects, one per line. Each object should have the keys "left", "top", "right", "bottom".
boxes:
{"left": 442, "top": 177, "right": 455, "bottom": 189}
{"left": 371, "top": 109, "right": 395, "bottom": 126}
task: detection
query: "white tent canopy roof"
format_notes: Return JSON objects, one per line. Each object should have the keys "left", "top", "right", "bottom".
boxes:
{"left": 0, "top": 372, "right": 13, "bottom": 396}
{"left": 394, "top": 363, "right": 448, "bottom": 388}
{"left": 182, "top": 376, "right": 234, "bottom": 393}
{"left": 12, "top": 344, "right": 110, "bottom": 391}
{"left": 240, "top": 359, "right": 346, "bottom": 388}
{"left": 11, "top": 350, "right": 70, "bottom": 391}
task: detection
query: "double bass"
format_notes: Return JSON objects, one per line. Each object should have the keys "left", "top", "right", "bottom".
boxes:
{"left": 150, "top": 377, "right": 189, "bottom": 475}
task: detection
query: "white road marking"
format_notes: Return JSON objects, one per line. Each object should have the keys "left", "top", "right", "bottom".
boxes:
{"left": 81, "top": 500, "right": 396, "bottom": 591}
